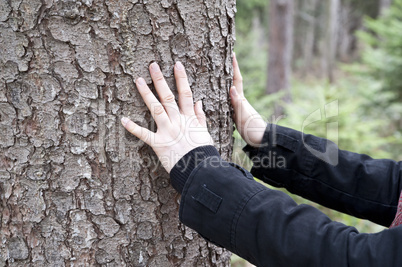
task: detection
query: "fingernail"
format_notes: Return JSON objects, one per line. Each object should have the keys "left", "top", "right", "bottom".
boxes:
{"left": 136, "top": 77, "right": 145, "bottom": 85}
{"left": 176, "top": 61, "right": 184, "bottom": 70}
{"left": 197, "top": 100, "right": 203, "bottom": 108}
{"left": 233, "top": 52, "right": 236, "bottom": 58}
{"left": 150, "top": 62, "right": 159, "bottom": 71}
{"left": 230, "top": 86, "right": 238, "bottom": 96}
{"left": 121, "top": 117, "right": 130, "bottom": 127}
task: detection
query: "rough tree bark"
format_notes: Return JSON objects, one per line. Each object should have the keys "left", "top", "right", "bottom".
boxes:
{"left": 0, "top": 0, "right": 235, "bottom": 266}
{"left": 266, "top": 0, "right": 294, "bottom": 114}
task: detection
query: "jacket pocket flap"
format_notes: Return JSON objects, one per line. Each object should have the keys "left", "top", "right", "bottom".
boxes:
{"left": 193, "top": 184, "right": 222, "bottom": 214}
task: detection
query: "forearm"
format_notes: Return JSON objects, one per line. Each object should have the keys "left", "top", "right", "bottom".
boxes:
{"left": 244, "top": 124, "right": 401, "bottom": 226}
{"left": 171, "top": 146, "right": 402, "bottom": 266}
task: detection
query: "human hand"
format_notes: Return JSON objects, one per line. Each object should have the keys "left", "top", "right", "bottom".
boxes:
{"left": 230, "top": 53, "right": 267, "bottom": 147}
{"left": 121, "top": 62, "right": 214, "bottom": 173}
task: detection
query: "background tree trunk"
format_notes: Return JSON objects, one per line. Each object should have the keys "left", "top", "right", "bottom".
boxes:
{"left": 293, "top": 0, "right": 319, "bottom": 75}
{"left": 266, "top": 0, "right": 294, "bottom": 114}
{"left": 0, "top": 0, "right": 235, "bottom": 266}
{"left": 379, "top": 0, "right": 392, "bottom": 15}
{"left": 321, "top": 0, "right": 339, "bottom": 83}
{"left": 292, "top": 0, "right": 374, "bottom": 77}
{"left": 337, "top": 1, "right": 360, "bottom": 62}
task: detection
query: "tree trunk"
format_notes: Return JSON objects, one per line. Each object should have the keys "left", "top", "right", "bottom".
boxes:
{"left": 0, "top": 0, "right": 235, "bottom": 266}
{"left": 266, "top": 0, "right": 294, "bottom": 114}
{"left": 321, "top": 0, "right": 339, "bottom": 83}
{"left": 337, "top": 1, "right": 361, "bottom": 62}
{"left": 379, "top": 0, "right": 392, "bottom": 15}
{"left": 293, "top": 0, "right": 319, "bottom": 75}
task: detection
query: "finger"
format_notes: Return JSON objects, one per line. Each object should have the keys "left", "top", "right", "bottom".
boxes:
{"left": 230, "top": 86, "right": 260, "bottom": 123}
{"left": 121, "top": 117, "right": 154, "bottom": 145}
{"left": 194, "top": 100, "right": 207, "bottom": 127}
{"left": 136, "top": 77, "right": 171, "bottom": 127}
{"left": 230, "top": 86, "right": 243, "bottom": 109}
{"left": 233, "top": 52, "right": 244, "bottom": 97}
{"left": 174, "top": 61, "right": 195, "bottom": 116}
{"left": 230, "top": 86, "right": 248, "bottom": 121}
{"left": 149, "top": 62, "right": 180, "bottom": 121}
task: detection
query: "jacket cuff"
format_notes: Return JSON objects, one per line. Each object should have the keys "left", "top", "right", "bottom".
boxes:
{"left": 242, "top": 123, "right": 311, "bottom": 188}
{"left": 170, "top": 145, "right": 220, "bottom": 194}
{"left": 242, "top": 124, "right": 272, "bottom": 173}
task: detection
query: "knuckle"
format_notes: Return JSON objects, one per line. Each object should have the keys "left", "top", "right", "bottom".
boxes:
{"left": 142, "top": 131, "right": 151, "bottom": 144}
{"left": 177, "top": 72, "right": 187, "bottom": 79}
{"left": 128, "top": 124, "right": 139, "bottom": 136}
{"left": 197, "top": 115, "right": 206, "bottom": 122}
{"left": 163, "top": 94, "right": 175, "bottom": 103}
{"left": 153, "top": 74, "right": 165, "bottom": 82}
{"left": 153, "top": 105, "right": 165, "bottom": 116}
{"left": 182, "top": 89, "right": 193, "bottom": 98}
{"left": 126, "top": 123, "right": 135, "bottom": 133}
{"left": 143, "top": 89, "right": 154, "bottom": 98}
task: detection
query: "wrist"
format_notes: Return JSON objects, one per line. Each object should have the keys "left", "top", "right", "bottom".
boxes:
{"left": 170, "top": 145, "right": 220, "bottom": 194}
{"left": 242, "top": 122, "right": 267, "bottom": 147}
{"left": 242, "top": 123, "right": 271, "bottom": 157}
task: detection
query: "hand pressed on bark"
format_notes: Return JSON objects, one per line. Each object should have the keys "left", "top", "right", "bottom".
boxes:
{"left": 230, "top": 53, "right": 267, "bottom": 147}
{"left": 121, "top": 62, "right": 214, "bottom": 173}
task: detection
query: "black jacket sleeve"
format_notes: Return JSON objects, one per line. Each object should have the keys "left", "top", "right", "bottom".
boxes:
{"left": 243, "top": 124, "right": 402, "bottom": 227}
{"left": 170, "top": 145, "right": 402, "bottom": 267}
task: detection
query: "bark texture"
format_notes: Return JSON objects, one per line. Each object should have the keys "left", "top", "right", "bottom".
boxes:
{"left": 0, "top": 0, "right": 235, "bottom": 266}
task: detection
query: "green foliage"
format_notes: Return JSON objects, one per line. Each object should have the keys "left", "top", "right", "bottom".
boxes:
{"left": 358, "top": 0, "right": 402, "bottom": 101}
{"left": 234, "top": 0, "right": 270, "bottom": 107}
{"left": 234, "top": 30, "right": 268, "bottom": 105}
{"left": 235, "top": 0, "right": 269, "bottom": 34}
{"left": 280, "top": 75, "right": 399, "bottom": 160}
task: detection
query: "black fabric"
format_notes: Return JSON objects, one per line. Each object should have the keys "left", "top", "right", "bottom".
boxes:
{"left": 243, "top": 124, "right": 402, "bottom": 227}
{"left": 170, "top": 124, "right": 402, "bottom": 266}
{"left": 170, "top": 145, "right": 220, "bottom": 193}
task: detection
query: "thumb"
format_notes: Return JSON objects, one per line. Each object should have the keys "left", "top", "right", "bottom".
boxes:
{"left": 121, "top": 117, "right": 153, "bottom": 145}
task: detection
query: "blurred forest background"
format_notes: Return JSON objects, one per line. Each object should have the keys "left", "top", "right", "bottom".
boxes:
{"left": 231, "top": 0, "right": 402, "bottom": 265}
